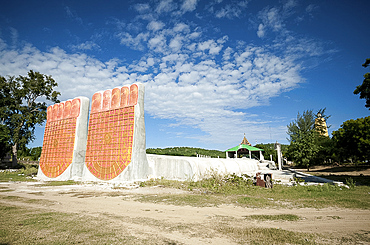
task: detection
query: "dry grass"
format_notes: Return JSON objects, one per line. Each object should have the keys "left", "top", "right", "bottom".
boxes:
{"left": 0, "top": 202, "right": 178, "bottom": 245}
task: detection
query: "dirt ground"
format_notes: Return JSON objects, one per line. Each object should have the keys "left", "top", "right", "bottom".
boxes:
{"left": 1, "top": 179, "right": 369, "bottom": 245}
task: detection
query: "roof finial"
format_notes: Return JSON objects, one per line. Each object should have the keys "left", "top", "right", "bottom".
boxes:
{"left": 240, "top": 133, "right": 251, "bottom": 146}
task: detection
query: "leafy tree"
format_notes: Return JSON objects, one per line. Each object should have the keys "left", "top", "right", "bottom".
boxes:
{"left": 0, "top": 124, "right": 10, "bottom": 160}
{"left": 332, "top": 116, "right": 370, "bottom": 163}
{"left": 354, "top": 58, "right": 370, "bottom": 110}
{"left": 30, "top": 146, "right": 42, "bottom": 161}
{"left": 286, "top": 109, "right": 331, "bottom": 170}
{"left": 18, "top": 146, "right": 42, "bottom": 161}
{"left": 0, "top": 70, "right": 60, "bottom": 167}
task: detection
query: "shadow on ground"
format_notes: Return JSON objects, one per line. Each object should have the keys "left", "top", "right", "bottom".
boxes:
{"left": 314, "top": 174, "right": 370, "bottom": 186}
{"left": 291, "top": 165, "right": 370, "bottom": 186}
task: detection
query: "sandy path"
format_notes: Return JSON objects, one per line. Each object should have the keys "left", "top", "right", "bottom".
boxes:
{"left": 1, "top": 181, "right": 369, "bottom": 244}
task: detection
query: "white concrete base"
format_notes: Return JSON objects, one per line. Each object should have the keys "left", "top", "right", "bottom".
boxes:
{"left": 147, "top": 154, "right": 261, "bottom": 181}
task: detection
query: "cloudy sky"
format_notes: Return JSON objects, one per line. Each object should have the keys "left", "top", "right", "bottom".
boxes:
{"left": 0, "top": 0, "right": 369, "bottom": 150}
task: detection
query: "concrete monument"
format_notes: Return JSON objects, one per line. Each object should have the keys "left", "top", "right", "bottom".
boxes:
{"left": 38, "top": 83, "right": 292, "bottom": 183}
{"left": 38, "top": 97, "right": 89, "bottom": 180}
{"left": 82, "top": 83, "right": 150, "bottom": 181}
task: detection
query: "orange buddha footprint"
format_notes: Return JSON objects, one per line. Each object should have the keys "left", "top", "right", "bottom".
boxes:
{"left": 85, "top": 84, "right": 138, "bottom": 180}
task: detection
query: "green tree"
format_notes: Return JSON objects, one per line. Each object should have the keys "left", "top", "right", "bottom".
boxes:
{"left": 30, "top": 146, "right": 42, "bottom": 161}
{"left": 0, "top": 124, "right": 10, "bottom": 160}
{"left": 0, "top": 70, "right": 60, "bottom": 167}
{"left": 286, "top": 109, "right": 331, "bottom": 170}
{"left": 0, "top": 77, "right": 11, "bottom": 160}
{"left": 332, "top": 116, "right": 370, "bottom": 163}
{"left": 354, "top": 58, "right": 370, "bottom": 110}
{"left": 18, "top": 146, "right": 42, "bottom": 161}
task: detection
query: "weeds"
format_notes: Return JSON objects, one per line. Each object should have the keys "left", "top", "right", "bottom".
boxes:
{"left": 244, "top": 214, "right": 300, "bottom": 221}
{"left": 138, "top": 174, "right": 370, "bottom": 209}
{"left": 37, "top": 180, "right": 78, "bottom": 186}
{"left": 345, "top": 177, "right": 356, "bottom": 188}
{"left": 141, "top": 172, "right": 255, "bottom": 195}
{"left": 0, "top": 165, "right": 38, "bottom": 182}
{"left": 215, "top": 226, "right": 317, "bottom": 245}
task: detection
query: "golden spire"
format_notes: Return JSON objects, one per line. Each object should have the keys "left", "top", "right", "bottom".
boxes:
{"left": 315, "top": 113, "right": 329, "bottom": 137}
{"left": 240, "top": 133, "right": 251, "bottom": 146}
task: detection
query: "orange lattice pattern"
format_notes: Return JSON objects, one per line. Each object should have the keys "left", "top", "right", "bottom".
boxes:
{"left": 85, "top": 84, "right": 138, "bottom": 180}
{"left": 39, "top": 98, "right": 81, "bottom": 178}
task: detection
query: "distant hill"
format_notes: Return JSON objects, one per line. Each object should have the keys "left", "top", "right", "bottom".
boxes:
{"left": 146, "top": 147, "right": 226, "bottom": 158}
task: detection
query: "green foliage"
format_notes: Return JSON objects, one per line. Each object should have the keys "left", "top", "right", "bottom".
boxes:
{"left": 141, "top": 171, "right": 254, "bottom": 195}
{"left": 29, "top": 146, "right": 42, "bottom": 161}
{"left": 345, "top": 177, "right": 356, "bottom": 188}
{"left": 0, "top": 168, "right": 37, "bottom": 182}
{"left": 18, "top": 165, "right": 38, "bottom": 176}
{"left": 0, "top": 124, "right": 10, "bottom": 160}
{"left": 18, "top": 146, "right": 42, "bottom": 161}
{"left": 286, "top": 109, "right": 332, "bottom": 168}
{"left": 191, "top": 172, "right": 254, "bottom": 194}
{"left": 146, "top": 146, "right": 226, "bottom": 158}
{"left": 332, "top": 116, "right": 370, "bottom": 163}
{"left": 0, "top": 70, "right": 60, "bottom": 165}
{"left": 354, "top": 58, "right": 370, "bottom": 110}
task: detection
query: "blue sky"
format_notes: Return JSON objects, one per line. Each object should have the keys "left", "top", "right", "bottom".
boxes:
{"left": 0, "top": 0, "right": 369, "bottom": 151}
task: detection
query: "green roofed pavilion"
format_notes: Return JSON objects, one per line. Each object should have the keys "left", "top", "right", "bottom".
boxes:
{"left": 225, "top": 134, "right": 264, "bottom": 160}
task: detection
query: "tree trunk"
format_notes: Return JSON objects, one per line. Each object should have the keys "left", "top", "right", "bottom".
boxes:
{"left": 11, "top": 143, "right": 17, "bottom": 168}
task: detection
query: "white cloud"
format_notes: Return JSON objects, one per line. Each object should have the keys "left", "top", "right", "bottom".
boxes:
{"left": 118, "top": 32, "right": 149, "bottom": 51}
{"left": 9, "top": 27, "right": 19, "bottom": 48}
{"left": 181, "top": 0, "right": 198, "bottom": 13}
{"left": 257, "top": 24, "right": 265, "bottom": 38}
{"left": 283, "top": 0, "right": 298, "bottom": 12}
{"left": 148, "top": 34, "right": 167, "bottom": 53}
{"left": 64, "top": 6, "right": 83, "bottom": 25}
{"left": 207, "top": 0, "right": 249, "bottom": 19}
{"left": 169, "top": 35, "right": 183, "bottom": 52}
{"left": 71, "top": 41, "right": 100, "bottom": 51}
{"left": 254, "top": 1, "right": 319, "bottom": 39}
{"left": 197, "top": 39, "right": 223, "bottom": 55}
{"left": 0, "top": 13, "right": 305, "bottom": 147}
{"left": 156, "top": 0, "right": 177, "bottom": 14}
{"left": 173, "top": 23, "right": 190, "bottom": 33}
{"left": 133, "top": 3, "right": 151, "bottom": 13}
{"left": 0, "top": 43, "right": 127, "bottom": 100}
{"left": 147, "top": 20, "right": 165, "bottom": 32}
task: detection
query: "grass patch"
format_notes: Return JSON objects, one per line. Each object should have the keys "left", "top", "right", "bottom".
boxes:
{"left": 244, "top": 214, "right": 300, "bottom": 221}
{"left": 0, "top": 195, "right": 54, "bottom": 206}
{"left": 37, "top": 180, "right": 79, "bottom": 186}
{"left": 0, "top": 169, "right": 37, "bottom": 182}
{"left": 0, "top": 203, "right": 173, "bottom": 245}
{"left": 136, "top": 193, "right": 228, "bottom": 207}
{"left": 0, "top": 195, "right": 23, "bottom": 201}
{"left": 139, "top": 177, "right": 370, "bottom": 209}
{"left": 216, "top": 226, "right": 317, "bottom": 245}
{"left": 0, "top": 188, "right": 13, "bottom": 192}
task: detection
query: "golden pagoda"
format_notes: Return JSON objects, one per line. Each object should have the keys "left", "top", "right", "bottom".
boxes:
{"left": 315, "top": 113, "right": 329, "bottom": 137}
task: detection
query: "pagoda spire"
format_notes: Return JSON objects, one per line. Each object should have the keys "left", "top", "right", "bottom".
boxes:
{"left": 240, "top": 133, "right": 251, "bottom": 146}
